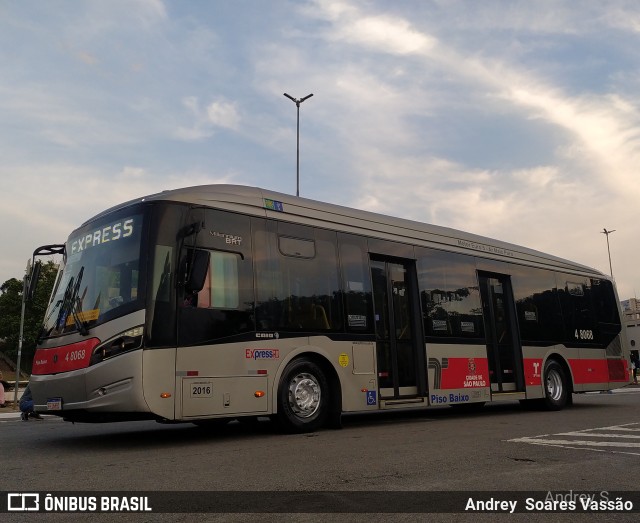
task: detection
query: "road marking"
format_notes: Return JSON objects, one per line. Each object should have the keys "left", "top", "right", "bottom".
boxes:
{"left": 513, "top": 437, "right": 640, "bottom": 447}
{"left": 508, "top": 423, "right": 640, "bottom": 456}
{"left": 556, "top": 432, "right": 640, "bottom": 439}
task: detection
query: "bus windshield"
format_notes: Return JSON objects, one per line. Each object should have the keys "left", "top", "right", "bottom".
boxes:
{"left": 41, "top": 210, "right": 146, "bottom": 337}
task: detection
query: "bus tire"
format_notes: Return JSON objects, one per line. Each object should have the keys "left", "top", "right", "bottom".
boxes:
{"left": 277, "top": 358, "right": 329, "bottom": 433}
{"left": 542, "top": 360, "right": 568, "bottom": 411}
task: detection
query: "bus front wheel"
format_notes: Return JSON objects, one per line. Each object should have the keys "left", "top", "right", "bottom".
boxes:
{"left": 277, "top": 359, "right": 329, "bottom": 433}
{"left": 542, "top": 360, "right": 569, "bottom": 411}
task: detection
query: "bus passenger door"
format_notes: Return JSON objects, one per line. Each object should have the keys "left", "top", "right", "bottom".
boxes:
{"left": 478, "top": 273, "right": 525, "bottom": 393}
{"left": 371, "top": 258, "right": 425, "bottom": 399}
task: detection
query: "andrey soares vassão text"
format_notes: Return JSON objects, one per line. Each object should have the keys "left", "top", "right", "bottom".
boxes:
{"left": 465, "top": 493, "right": 635, "bottom": 514}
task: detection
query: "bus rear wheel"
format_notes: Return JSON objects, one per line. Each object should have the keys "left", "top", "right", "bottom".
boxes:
{"left": 277, "top": 359, "right": 329, "bottom": 433}
{"left": 542, "top": 360, "right": 569, "bottom": 411}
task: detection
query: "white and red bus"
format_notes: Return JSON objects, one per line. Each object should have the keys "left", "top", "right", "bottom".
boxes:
{"left": 29, "top": 185, "right": 630, "bottom": 432}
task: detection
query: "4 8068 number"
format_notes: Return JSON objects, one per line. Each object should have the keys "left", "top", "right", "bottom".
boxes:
{"left": 65, "top": 349, "right": 86, "bottom": 362}
{"left": 574, "top": 329, "right": 594, "bottom": 340}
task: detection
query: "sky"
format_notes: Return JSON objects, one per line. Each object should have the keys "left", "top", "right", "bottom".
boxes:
{"left": 1, "top": 0, "right": 639, "bottom": 301}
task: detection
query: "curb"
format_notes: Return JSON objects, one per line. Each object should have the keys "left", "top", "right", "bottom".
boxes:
{"left": 0, "top": 410, "right": 52, "bottom": 421}
{"left": 0, "top": 409, "right": 23, "bottom": 420}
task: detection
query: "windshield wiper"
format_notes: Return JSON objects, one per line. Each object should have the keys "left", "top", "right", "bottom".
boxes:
{"left": 39, "top": 298, "right": 63, "bottom": 341}
{"left": 69, "top": 267, "right": 90, "bottom": 336}
{"left": 52, "top": 268, "right": 90, "bottom": 336}
{"left": 71, "top": 298, "right": 89, "bottom": 335}
{"left": 54, "top": 277, "right": 75, "bottom": 332}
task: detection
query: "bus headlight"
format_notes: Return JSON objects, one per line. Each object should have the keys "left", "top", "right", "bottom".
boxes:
{"left": 90, "top": 326, "right": 144, "bottom": 365}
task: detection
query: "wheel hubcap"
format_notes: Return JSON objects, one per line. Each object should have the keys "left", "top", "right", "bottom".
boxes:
{"left": 288, "top": 372, "right": 321, "bottom": 419}
{"left": 546, "top": 368, "right": 563, "bottom": 401}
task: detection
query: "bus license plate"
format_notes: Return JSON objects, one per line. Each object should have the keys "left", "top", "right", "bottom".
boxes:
{"left": 47, "top": 397, "right": 63, "bottom": 411}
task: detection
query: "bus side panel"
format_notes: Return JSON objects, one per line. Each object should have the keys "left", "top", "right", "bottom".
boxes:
{"left": 569, "top": 348, "right": 608, "bottom": 392}
{"left": 426, "top": 343, "right": 491, "bottom": 405}
{"left": 83, "top": 350, "right": 147, "bottom": 412}
{"left": 306, "top": 339, "right": 380, "bottom": 414}
{"left": 521, "top": 346, "right": 569, "bottom": 399}
{"left": 176, "top": 339, "right": 299, "bottom": 420}
{"left": 31, "top": 370, "right": 88, "bottom": 412}
{"left": 344, "top": 341, "right": 379, "bottom": 412}
{"left": 181, "top": 376, "right": 268, "bottom": 417}
{"left": 142, "top": 347, "right": 177, "bottom": 420}
{"left": 31, "top": 350, "right": 148, "bottom": 414}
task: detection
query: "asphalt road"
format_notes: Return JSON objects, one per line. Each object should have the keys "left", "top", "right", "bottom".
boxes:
{"left": 1, "top": 390, "right": 639, "bottom": 522}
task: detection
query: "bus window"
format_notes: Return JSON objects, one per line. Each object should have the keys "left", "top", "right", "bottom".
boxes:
{"left": 147, "top": 203, "right": 190, "bottom": 347}
{"left": 200, "top": 251, "right": 240, "bottom": 309}
{"left": 510, "top": 265, "right": 563, "bottom": 343}
{"left": 338, "top": 233, "right": 373, "bottom": 333}
{"left": 557, "top": 274, "right": 598, "bottom": 345}
{"left": 591, "top": 278, "right": 622, "bottom": 352}
{"left": 591, "top": 278, "right": 620, "bottom": 325}
{"left": 254, "top": 220, "right": 342, "bottom": 332}
{"left": 416, "top": 248, "right": 484, "bottom": 340}
{"left": 177, "top": 210, "right": 254, "bottom": 345}
{"left": 279, "top": 236, "right": 315, "bottom": 258}
{"left": 183, "top": 250, "right": 241, "bottom": 309}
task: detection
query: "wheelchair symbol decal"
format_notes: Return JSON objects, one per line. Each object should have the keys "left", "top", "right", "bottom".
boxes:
{"left": 366, "top": 391, "right": 377, "bottom": 405}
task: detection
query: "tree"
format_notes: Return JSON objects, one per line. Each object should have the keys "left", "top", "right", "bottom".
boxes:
{"left": 0, "top": 261, "right": 59, "bottom": 373}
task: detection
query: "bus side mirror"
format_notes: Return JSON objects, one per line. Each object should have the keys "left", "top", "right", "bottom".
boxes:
{"left": 185, "top": 250, "right": 209, "bottom": 293}
{"left": 26, "top": 260, "right": 42, "bottom": 302}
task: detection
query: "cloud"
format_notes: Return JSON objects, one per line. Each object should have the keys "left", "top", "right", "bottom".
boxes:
{"left": 207, "top": 100, "right": 241, "bottom": 130}
{"left": 501, "top": 87, "right": 640, "bottom": 199}
{"left": 332, "top": 14, "right": 436, "bottom": 54}
{"left": 304, "top": 2, "right": 640, "bottom": 205}
{"left": 175, "top": 97, "right": 241, "bottom": 141}
{"left": 77, "top": 51, "right": 98, "bottom": 65}
{"left": 307, "top": 0, "right": 640, "bottom": 198}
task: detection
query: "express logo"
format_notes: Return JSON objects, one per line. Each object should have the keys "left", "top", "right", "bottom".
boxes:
{"left": 70, "top": 218, "right": 135, "bottom": 254}
{"left": 245, "top": 349, "right": 280, "bottom": 360}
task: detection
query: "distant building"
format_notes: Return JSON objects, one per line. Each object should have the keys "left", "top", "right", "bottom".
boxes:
{"left": 622, "top": 298, "right": 640, "bottom": 361}
{"left": 622, "top": 298, "right": 640, "bottom": 321}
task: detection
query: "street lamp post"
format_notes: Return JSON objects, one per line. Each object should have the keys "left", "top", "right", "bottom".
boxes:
{"left": 601, "top": 228, "right": 616, "bottom": 278}
{"left": 13, "top": 266, "right": 29, "bottom": 408}
{"left": 283, "top": 92, "right": 313, "bottom": 197}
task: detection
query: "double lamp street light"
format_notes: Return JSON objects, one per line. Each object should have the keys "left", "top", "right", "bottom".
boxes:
{"left": 601, "top": 228, "right": 616, "bottom": 279}
{"left": 283, "top": 92, "right": 313, "bottom": 197}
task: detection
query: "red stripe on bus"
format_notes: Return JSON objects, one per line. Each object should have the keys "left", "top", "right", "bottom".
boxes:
{"left": 607, "top": 358, "right": 630, "bottom": 382}
{"left": 568, "top": 359, "right": 609, "bottom": 384}
{"left": 523, "top": 358, "right": 543, "bottom": 386}
{"left": 32, "top": 339, "right": 100, "bottom": 375}
{"left": 439, "top": 357, "right": 489, "bottom": 389}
